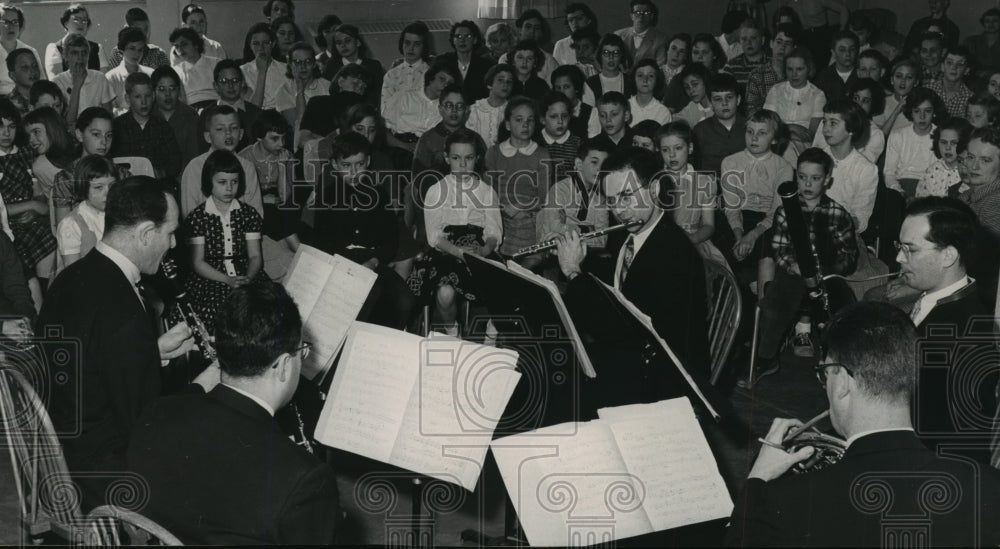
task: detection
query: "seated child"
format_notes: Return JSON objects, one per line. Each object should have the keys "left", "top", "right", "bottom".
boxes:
{"left": 885, "top": 87, "right": 946, "bottom": 199}
{"left": 56, "top": 155, "right": 116, "bottom": 272}
{"left": 626, "top": 59, "right": 671, "bottom": 126}
{"left": 539, "top": 91, "right": 583, "bottom": 182}
{"left": 467, "top": 64, "right": 514, "bottom": 148}
{"left": 630, "top": 120, "right": 659, "bottom": 151}
{"left": 675, "top": 64, "right": 714, "bottom": 128}
{"left": 755, "top": 148, "right": 858, "bottom": 373}
{"left": 721, "top": 109, "right": 794, "bottom": 265}
{"left": 550, "top": 64, "right": 593, "bottom": 138}
{"left": 537, "top": 137, "right": 612, "bottom": 248}
{"left": 965, "top": 91, "right": 1000, "bottom": 129}
{"left": 916, "top": 116, "right": 973, "bottom": 198}
{"left": 589, "top": 91, "right": 632, "bottom": 153}
{"left": 510, "top": 40, "right": 551, "bottom": 101}
{"left": 411, "top": 128, "right": 502, "bottom": 334}
{"left": 183, "top": 149, "right": 266, "bottom": 332}
{"left": 693, "top": 73, "right": 747, "bottom": 175}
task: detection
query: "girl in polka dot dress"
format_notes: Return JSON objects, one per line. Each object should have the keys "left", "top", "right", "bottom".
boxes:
{"left": 183, "top": 150, "right": 266, "bottom": 332}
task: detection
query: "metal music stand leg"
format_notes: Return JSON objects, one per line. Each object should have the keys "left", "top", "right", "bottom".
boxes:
{"left": 460, "top": 493, "right": 525, "bottom": 546}
{"left": 746, "top": 305, "right": 762, "bottom": 387}
{"left": 411, "top": 477, "right": 423, "bottom": 546}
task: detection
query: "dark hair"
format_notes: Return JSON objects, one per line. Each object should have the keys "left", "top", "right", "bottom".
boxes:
{"left": 931, "top": 116, "right": 973, "bottom": 159}
{"left": 104, "top": 175, "right": 170, "bottom": 234}
{"left": 0, "top": 3, "right": 25, "bottom": 29}
{"left": 661, "top": 33, "right": 692, "bottom": 67}
{"left": 262, "top": 0, "right": 294, "bottom": 18}
{"left": 213, "top": 58, "right": 243, "bottom": 82}
{"left": 251, "top": 108, "right": 290, "bottom": 141}
{"left": 707, "top": 72, "right": 740, "bottom": 97}
{"left": 270, "top": 16, "right": 305, "bottom": 61}
{"left": 982, "top": 8, "right": 1000, "bottom": 26}
{"left": 722, "top": 10, "right": 750, "bottom": 34}
{"left": 424, "top": 60, "right": 462, "bottom": 87}
{"left": 60, "top": 3, "right": 89, "bottom": 29}
{"left": 200, "top": 104, "right": 239, "bottom": 133}
{"left": 516, "top": 9, "right": 551, "bottom": 43}
{"left": 150, "top": 65, "right": 181, "bottom": 89}
{"left": 907, "top": 196, "right": 978, "bottom": 267}
{"left": 630, "top": 58, "right": 666, "bottom": 98}
{"left": 774, "top": 23, "right": 801, "bottom": 46}
{"left": 918, "top": 30, "right": 945, "bottom": 49}
{"left": 820, "top": 301, "right": 916, "bottom": 402}
{"left": 24, "top": 107, "right": 77, "bottom": 169}
{"left": 75, "top": 106, "right": 112, "bottom": 132}
{"left": 486, "top": 63, "right": 515, "bottom": 87}
{"left": 785, "top": 46, "right": 817, "bottom": 78}
{"left": 945, "top": 45, "right": 972, "bottom": 67}
{"left": 598, "top": 33, "right": 631, "bottom": 70}
{"left": 797, "top": 147, "right": 834, "bottom": 176}
{"left": 968, "top": 91, "right": 1000, "bottom": 125}
{"left": 169, "top": 27, "right": 203, "bottom": 54}
{"left": 539, "top": 91, "right": 571, "bottom": 115}
{"left": 511, "top": 39, "right": 544, "bottom": 75}
{"left": 330, "top": 131, "right": 371, "bottom": 161}
{"left": 551, "top": 64, "right": 586, "bottom": 95}
{"left": 859, "top": 48, "right": 888, "bottom": 70}
{"left": 341, "top": 102, "right": 383, "bottom": 140}
{"left": 72, "top": 154, "right": 116, "bottom": 202}
{"left": 576, "top": 135, "right": 613, "bottom": 160}
{"left": 655, "top": 120, "right": 694, "bottom": 146}
{"left": 677, "top": 63, "right": 711, "bottom": 94}
{"left": 829, "top": 29, "right": 860, "bottom": 50}
{"left": 400, "top": 21, "right": 434, "bottom": 59}
{"left": 903, "top": 87, "right": 947, "bottom": 125}
{"left": 848, "top": 77, "right": 886, "bottom": 117}
{"left": 565, "top": 2, "right": 597, "bottom": 28}
{"left": 691, "top": 33, "right": 727, "bottom": 71}
{"left": 117, "top": 26, "right": 147, "bottom": 52}
{"left": 596, "top": 90, "right": 629, "bottom": 110}
{"left": 4, "top": 48, "right": 35, "bottom": 74}
{"left": 630, "top": 0, "right": 659, "bottom": 27}
{"left": 215, "top": 281, "right": 302, "bottom": 378}
{"left": 600, "top": 146, "right": 664, "bottom": 192}
{"left": 823, "top": 97, "right": 870, "bottom": 149}
{"left": 748, "top": 108, "right": 782, "bottom": 133}
{"left": 180, "top": 3, "right": 206, "bottom": 24}
{"left": 329, "top": 24, "right": 372, "bottom": 61}
{"left": 971, "top": 125, "right": 1000, "bottom": 151}
{"left": 438, "top": 83, "right": 467, "bottom": 105}
{"left": 242, "top": 22, "right": 276, "bottom": 62}
{"left": 315, "top": 14, "right": 343, "bottom": 50}
{"left": 331, "top": 63, "right": 371, "bottom": 92}
{"left": 284, "top": 41, "right": 320, "bottom": 79}
{"left": 503, "top": 95, "right": 540, "bottom": 122}
{"left": 124, "top": 7, "right": 148, "bottom": 25}
{"left": 201, "top": 149, "right": 245, "bottom": 197}
{"left": 449, "top": 20, "right": 482, "bottom": 51}
{"left": 444, "top": 128, "right": 484, "bottom": 165}
{"left": 571, "top": 27, "right": 601, "bottom": 51}
{"left": 773, "top": 6, "right": 803, "bottom": 32}
{"left": 631, "top": 120, "right": 660, "bottom": 142}
{"left": 124, "top": 71, "right": 152, "bottom": 95}
{"left": 63, "top": 34, "right": 90, "bottom": 55}
{"left": 29, "top": 80, "right": 64, "bottom": 108}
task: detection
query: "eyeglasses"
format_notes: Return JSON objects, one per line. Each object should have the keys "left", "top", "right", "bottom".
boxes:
{"left": 290, "top": 58, "right": 315, "bottom": 67}
{"left": 605, "top": 188, "right": 641, "bottom": 208}
{"left": 441, "top": 102, "right": 466, "bottom": 111}
{"left": 814, "top": 362, "right": 853, "bottom": 388}
{"left": 632, "top": 10, "right": 653, "bottom": 17}
{"left": 453, "top": 33, "right": 473, "bottom": 40}
{"left": 156, "top": 85, "right": 179, "bottom": 93}
{"left": 217, "top": 77, "right": 243, "bottom": 86}
{"left": 70, "top": 17, "right": 91, "bottom": 25}
{"left": 272, "top": 341, "right": 312, "bottom": 368}
{"left": 893, "top": 240, "right": 939, "bottom": 261}
{"left": 600, "top": 50, "right": 622, "bottom": 58}
{"left": 0, "top": 19, "right": 20, "bottom": 27}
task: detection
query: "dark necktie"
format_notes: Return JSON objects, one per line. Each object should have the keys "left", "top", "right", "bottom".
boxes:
{"left": 619, "top": 235, "right": 635, "bottom": 288}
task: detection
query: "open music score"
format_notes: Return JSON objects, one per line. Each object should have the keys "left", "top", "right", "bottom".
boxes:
{"left": 315, "top": 322, "right": 522, "bottom": 491}
{"left": 491, "top": 397, "right": 733, "bottom": 546}
{"left": 282, "top": 245, "right": 377, "bottom": 380}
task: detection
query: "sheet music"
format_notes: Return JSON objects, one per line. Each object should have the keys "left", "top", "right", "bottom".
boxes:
{"left": 599, "top": 399, "right": 733, "bottom": 531}
{"left": 317, "top": 323, "right": 522, "bottom": 491}
{"left": 282, "top": 244, "right": 334, "bottom": 321}
{"left": 597, "top": 279, "right": 719, "bottom": 419}
{"left": 315, "top": 323, "right": 422, "bottom": 461}
{"left": 504, "top": 260, "right": 596, "bottom": 378}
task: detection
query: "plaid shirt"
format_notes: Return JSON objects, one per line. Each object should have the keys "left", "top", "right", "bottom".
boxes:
{"left": 110, "top": 113, "right": 183, "bottom": 180}
{"left": 772, "top": 194, "right": 858, "bottom": 276}
{"left": 745, "top": 61, "right": 781, "bottom": 117}
{"left": 927, "top": 79, "right": 973, "bottom": 118}
{"left": 959, "top": 178, "right": 1000, "bottom": 240}
{"left": 723, "top": 54, "right": 768, "bottom": 89}
{"left": 108, "top": 45, "right": 169, "bottom": 70}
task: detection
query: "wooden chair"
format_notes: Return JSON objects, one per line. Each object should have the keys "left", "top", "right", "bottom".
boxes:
{"left": 84, "top": 505, "right": 183, "bottom": 546}
{"left": 705, "top": 259, "right": 742, "bottom": 385}
{"left": 0, "top": 365, "right": 82, "bottom": 541}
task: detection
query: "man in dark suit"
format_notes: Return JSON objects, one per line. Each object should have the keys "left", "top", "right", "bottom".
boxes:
{"left": 555, "top": 147, "right": 711, "bottom": 398}
{"left": 437, "top": 20, "right": 495, "bottom": 103}
{"left": 36, "top": 176, "right": 193, "bottom": 511}
{"left": 726, "top": 302, "right": 1000, "bottom": 547}
{"left": 614, "top": 0, "right": 668, "bottom": 63}
{"left": 128, "top": 281, "right": 341, "bottom": 545}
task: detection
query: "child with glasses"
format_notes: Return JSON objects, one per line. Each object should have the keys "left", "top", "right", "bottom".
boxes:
{"left": 585, "top": 34, "right": 630, "bottom": 102}
{"left": 274, "top": 42, "right": 330, "bottom": 132}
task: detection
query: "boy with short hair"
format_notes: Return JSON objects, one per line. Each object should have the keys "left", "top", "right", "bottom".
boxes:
{"left": 211, "top": 59, "right": 261, "bottom": 151}
{"left": 551, "top": 64, "right": 593, "bottom": 137}
{"left": 108, "top": 7, "right": 169, "bottom": 69}
{"left": 537, "top": 137, "right": 613, "bottom": 247}
{"left": 106, "top": 27, "right": 153, "bottom": 116}
{"left": 590, "top": 91, "right": 631, "bottom": 153}
{"left": 51, "top": 34, "right": 114, "bottom": 126}
{"left": 30, "top": 80, "right": 66, "bottom": 116}
{"left": 111, "top": 72, "right": 182, "bottom": 184}
{"left": 753, "top": 148, "right": 858, "bottom": 376}
{"left": 412, "top": 85, "right": 486, "bottom": 174}
{"left": 856, "top": 49, "right": 889, "bottom": 83}
{"left": 693, "top": 73, "right": 747, "bottom": 175}
{"left": 5, "top": 48, "right": 40, "bottom": 116}
{"left": 928, "top": 46, "right": 973, "bottom": 118}
{"left": 151, "top": 66, "right": 201, "bottom": 167}
{"left": 814, "top": 31, "right": 859, "bottom": 102}
{"left": 180, "top": 104, "right": 262, "bottom": 217}
{"left": 721, "top": 109, "right": 793, "bottom": 263}
{"left": 918, "top": 31, "right": 947, "bottom": 87}
{"left": 467, "top": 63, "right": 514, "bottom": 147}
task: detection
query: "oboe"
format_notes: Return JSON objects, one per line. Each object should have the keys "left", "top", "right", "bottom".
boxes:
{"left": 161, "top": 258, "right": 216, "bottom": 362}
{"left": 511, "top": 221, "right": 642, "bottom": 258}
{"left": 777, "top": 181, "right": 832, "bottom": 324}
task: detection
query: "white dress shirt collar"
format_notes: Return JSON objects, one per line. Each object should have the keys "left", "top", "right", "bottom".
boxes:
{"left": 912, "top": 276, "right": 972, "bottom": 326}
{"left": 96, "top": 240, "right": 142, "bottom": 288}
{"left": 0, "top": 145, "right": 18, "bottom": 156}
{"left": 499, "top": 139, "right": 538, "bottom": 157}
{"left": 542, "top": 130, "right": 570, "bottom": 145}
{"left": 205, "top": 196, "right": 241, "bottom": 218}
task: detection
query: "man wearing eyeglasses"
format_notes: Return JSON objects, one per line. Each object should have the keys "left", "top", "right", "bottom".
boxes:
{"left": 614, "top": 0, "right": 667, "bottom": 63}
{"left": 554, "top": 147, "right": 711, "bottom": 401}
{"left": 726, "top": 301, "right": 1000, "bottom": 546}
{"left": 128, "top": 281, "right": 341, "bottom": 545}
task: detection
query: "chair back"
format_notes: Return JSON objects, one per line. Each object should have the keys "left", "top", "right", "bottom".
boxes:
{"left": 113, "top": 157, "right": 154, "bottom": 177}
{"left": 705, "top": 259, "right": 742, "bottom": 385}
{"left": 0, "top": 364, "right": 81, "bottom": 539}
{"left": 84, "top": 505, "right": 183, "bottom": 546}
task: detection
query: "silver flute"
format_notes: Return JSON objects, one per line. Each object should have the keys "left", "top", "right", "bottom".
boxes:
{"left": 511, "top": 221, "right": 642, "bottom": 258}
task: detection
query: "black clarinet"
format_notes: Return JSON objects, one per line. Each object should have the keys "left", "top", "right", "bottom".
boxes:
{"left": 161, "top": 258, "right": 216, "bottom": 362}
{"left": 777, "top": 181, "right": 832, "bottom": 325}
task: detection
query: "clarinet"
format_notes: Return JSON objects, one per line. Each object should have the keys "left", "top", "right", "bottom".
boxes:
{"left": 777, "top": 181, "right": 832, "bottom": 325}
{"left": 160, "top": 258, "right": 216, "bottom": 362}
{"left": 511, "top": 221, "right": 642, "bottom": 258}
